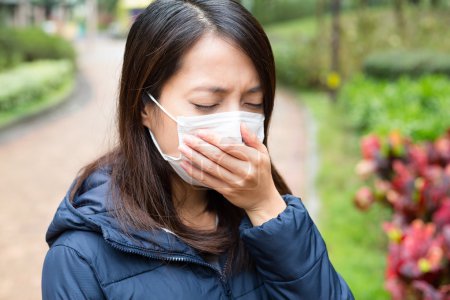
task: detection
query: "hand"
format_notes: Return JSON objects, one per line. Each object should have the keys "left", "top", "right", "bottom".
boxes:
{"left": 178, "top": 123, "right": 286, "bottom": 226}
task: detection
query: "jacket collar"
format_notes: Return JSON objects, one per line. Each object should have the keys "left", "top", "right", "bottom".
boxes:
{"left": 45, "top": 167, "right": 201, "bottom": 259}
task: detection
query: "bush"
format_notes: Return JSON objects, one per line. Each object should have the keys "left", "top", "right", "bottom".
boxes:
{"left": 0, "top": 27, "right": 76, "bottom": 71}
{"left": 245, "top": 0, "right": 322, "bottom": 25}
{"left": 271, "top": 34, "right": 327, "bottom": 89}
{"left": 266, "top": 7, "right": 450, "bottom": 89}
{"left": 245, "top": 0, "right": 390, "bottom": 26}
{"left": 0, "top": 59, "right": 74, "bottom": 112}
{"left": 363, "top": 50, "right": 450, "bottom": 79}
{"left": 339, "top": 74, "right": 450, "bottom": 142}
{"left": 354, "top": 130, "right": 450, "bottom": 299}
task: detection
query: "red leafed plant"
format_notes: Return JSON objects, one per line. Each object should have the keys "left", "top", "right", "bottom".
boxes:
{"left": 354, "top": 129, "right": 450, "bottom": 300}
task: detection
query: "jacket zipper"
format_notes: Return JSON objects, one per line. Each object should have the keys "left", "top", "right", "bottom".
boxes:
{"left": 105, "top": 238, "right": 233, "bottom": 299}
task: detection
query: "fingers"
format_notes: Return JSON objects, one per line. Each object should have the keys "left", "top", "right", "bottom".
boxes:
{"left": 194, "top": 128, "right": 260, "bottom": 161}
{"left": 179, "top": 150, "right": 259, "bottom": 192}
{"left": 178, "top": 141, "right": 241, "bottom": 181}
{"left": 178, "top": 128, "right": 269, "bottom": 188}
{"left": 240, "top": 123, "right": 267, "bottom": 153}
{"left": 179, "top": 160, "right": 223, "bottom": 189}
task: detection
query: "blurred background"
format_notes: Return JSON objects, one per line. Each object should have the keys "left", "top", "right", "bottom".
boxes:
{"left": 0, "top": 0, "right": 449, "bottom": 299}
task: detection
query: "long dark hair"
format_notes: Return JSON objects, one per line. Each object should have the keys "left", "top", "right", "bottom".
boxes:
{"left": 69, "top": 0, "right": 291, "bottom": 275}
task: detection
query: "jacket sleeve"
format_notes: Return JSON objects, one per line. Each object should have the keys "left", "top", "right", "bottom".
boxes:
{"left": 239, "top": 194, "right": 355, "bottom": 299}
{"left": 42, "top": 245, "right": 105, "bottom": 300}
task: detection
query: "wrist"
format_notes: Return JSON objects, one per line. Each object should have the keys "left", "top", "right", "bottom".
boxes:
{"left": 245, "top": 190, "right": 287, "bottom": 227}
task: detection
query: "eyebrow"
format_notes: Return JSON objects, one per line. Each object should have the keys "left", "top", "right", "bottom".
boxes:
{"left": 189, "top": 85, "right": 262, "bottom": 95}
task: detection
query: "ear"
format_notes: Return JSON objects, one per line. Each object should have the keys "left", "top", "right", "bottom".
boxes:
{"left": 141, "top": 103, "right": 153, "bottom": 129}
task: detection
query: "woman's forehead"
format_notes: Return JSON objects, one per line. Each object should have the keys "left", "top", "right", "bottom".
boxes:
{"left": 173, "top": 34, "right": 261, "bottom": 90}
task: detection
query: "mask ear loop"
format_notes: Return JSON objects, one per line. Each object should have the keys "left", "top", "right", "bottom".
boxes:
{"left": 145, "top": 91, "right": 182, "bottom": 160}
{"left": 145, "top": 91, "right": 178, "bottom": 124}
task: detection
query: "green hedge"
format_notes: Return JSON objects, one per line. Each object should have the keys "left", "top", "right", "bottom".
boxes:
{"left": 339, "top": 74, "right": 450, "bottom": 141}
{"left": 271, "top": 34, "right": 326, "bottom": 89}
{"left": 0, "top": 27, "right": 76, "bottom": 71}
{"left": 0, "top": 59, "right": 74, "bottom": 112}
{"left": 244, "top": 0, "right": 390, "bottom": 25}
{"left": 363, "top": 50, "right": 450, "bottom": 79}
{"left": 267, "top": 7, "right": 450, "bottom": 89}
{"left": 244, "top": 0, "right": 321, "bottom": 25}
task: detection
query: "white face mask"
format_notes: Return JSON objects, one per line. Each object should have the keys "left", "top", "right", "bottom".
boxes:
{"left": 145, "top": 91, "right": 265, "bottom": 187}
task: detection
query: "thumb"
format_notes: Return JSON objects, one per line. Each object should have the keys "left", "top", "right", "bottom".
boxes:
{"left": 241, "top": 123, "right": 266, "bottom": 152}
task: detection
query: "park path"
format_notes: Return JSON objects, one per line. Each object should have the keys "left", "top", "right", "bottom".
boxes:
{"left": 0, "top": 37, "right": 317, "bottom": 300}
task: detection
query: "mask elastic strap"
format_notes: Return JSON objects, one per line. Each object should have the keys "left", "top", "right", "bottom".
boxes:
{"left": 145, "top": 92, "right": 182, "bottom": 160}
{"left": 147, "top": 128, "right": 182, "bottom": 160}
{"left": 146, "top": 91, "right": 178, "bottom": 124}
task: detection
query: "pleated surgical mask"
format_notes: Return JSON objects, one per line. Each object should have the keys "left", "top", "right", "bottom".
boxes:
{"left": 145, "top": 91, "right": 265, "bottom": 187}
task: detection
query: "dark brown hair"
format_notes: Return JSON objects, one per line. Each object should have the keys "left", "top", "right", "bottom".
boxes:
{"left": 69, "top": 0, "right": 291, "bottom": 275}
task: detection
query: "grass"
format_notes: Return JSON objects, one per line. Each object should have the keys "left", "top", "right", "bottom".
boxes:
{"left": 300, "top": 91, "right": 392, "bottom": 299}
{"left": 0, "top": 76, "right": 75, "bottom": 129}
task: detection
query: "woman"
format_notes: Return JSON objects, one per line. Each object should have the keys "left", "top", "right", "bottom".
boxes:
{"left": 42, "top": 0, "right": 355, "bottom": 299}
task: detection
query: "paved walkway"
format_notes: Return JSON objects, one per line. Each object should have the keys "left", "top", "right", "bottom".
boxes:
{"left": 0, "top": 37, "right": 315, "bottom": 300}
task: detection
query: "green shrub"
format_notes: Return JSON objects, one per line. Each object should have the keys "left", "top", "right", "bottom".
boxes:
{"left": 271, "top": 34, "right": 327, "bottom": 89}
{"left": 0, "top": 59, "right": 74, "bottom": 112}
{"left": 0, "top": 27, "right": 76, "bottom": 71}
{"left": 0, "top": 28, "right": 22, "bottom": 70}
{"left": 244, "top": 0, "right": 321, "bottom": 25}
{"left": 363, "top": 50, "right": 450, "bottom": 79}
{"left": 267, "top": 7, "right": 450, "bottom": 89}
{"left": 339, "top": 74, "right": 450, "bottom": 141}
{"left": 245, "top": 0, "right": 390, "bottom": 26}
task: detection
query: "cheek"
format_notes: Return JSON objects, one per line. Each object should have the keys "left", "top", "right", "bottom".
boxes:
{"left": 151, "top": 113, "right": 181, "bottom": 157}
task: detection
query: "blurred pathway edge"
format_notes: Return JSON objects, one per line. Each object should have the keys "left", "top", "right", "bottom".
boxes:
{"left": 270, "top": 87, "right": 320, "bottom": 222}
{"left": 0, "top": 72, "right": 92, "bottom": 145}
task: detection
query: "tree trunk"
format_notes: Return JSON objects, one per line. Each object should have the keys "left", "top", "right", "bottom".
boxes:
{"left": 330, "top": 0, "right": 341, "bottom": 102}
{"left": 86, "top": 0, "right": 98, "bottom": 43}
{"left": 16, "top": 0, "right": 31, "bottom": 27}
{"left": 393, "top": 0, "right": 405, "bottom": 35}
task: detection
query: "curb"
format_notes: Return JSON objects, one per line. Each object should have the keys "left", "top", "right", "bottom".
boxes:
{"left": 0, "top": 71, "right": 92, "bottom": 145}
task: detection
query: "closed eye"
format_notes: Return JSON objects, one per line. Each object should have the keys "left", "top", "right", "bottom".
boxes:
{"left": 193, "top": 103, "right": 219, "bottom": 111}
{"left": 245, "top": 103, "right": 263, "bottom": 108}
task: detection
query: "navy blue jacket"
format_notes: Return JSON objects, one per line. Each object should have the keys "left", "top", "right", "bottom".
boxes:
{"left": 42, "top": 168, "right": 355, "bottom": 299}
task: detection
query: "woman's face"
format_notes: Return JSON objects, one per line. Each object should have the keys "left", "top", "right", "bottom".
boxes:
{"left": 141, "top": 33, "right": 264, "bottom": 158}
